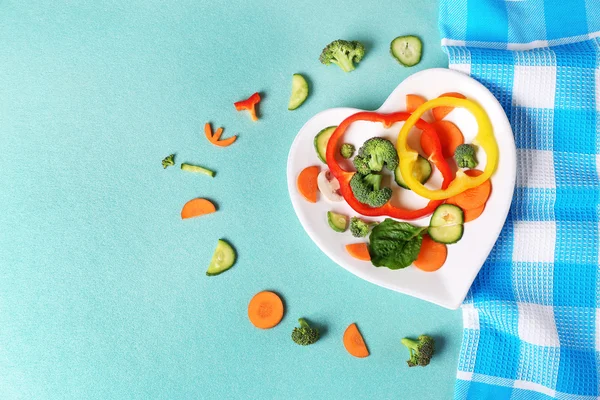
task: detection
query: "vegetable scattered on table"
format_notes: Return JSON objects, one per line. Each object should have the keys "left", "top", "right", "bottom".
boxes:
{"left": 368, "top": 219, "right": 427, "bottom": 270}
{"left": 454, "top": 144, "right": 479, "bottom": 169}
{"left": 432, "top": 92, "right": 467, "bottom": 121}
{"left": 319, "top": 40, "right": 365, "bottom": 73}
{"left": 205, "top": 122, "right": 237, "bottom": 147}
{"left": 162, "top": 154, "right": 175, "bottom": 169}
{"left": 390, "top": 35, "right": 422, "bottom": 67}
{"left": 291, "top": 318, "right": 320, "bottom": 346}
{"left": 206, "top": 239, "right": 236, "bottom": 276}
{"left": 181, "top": 198, "right": 217, "bottom": 220}
{"left": 297, "top": 166, "right": 320, "bottom": 203}
{"left": 413, "top": 235, "right": 447, "bottom": 272}
{"left": 343, "top": 323, "right": 369, "bottom": 358}
{"left": 181, "top": 163, "right": 215, "bottom": 177}
{"left": 288, "top": 74, "right": 309, "bottom": 110}
{"left": 234, "top": 92, "right": 261, "bottom": 121}
{"left": 248, "top": 291, "right": 284, "bottom": 329}
{"left": 345, "top": 243, "right": 371, "bottom": 261}
{"left": 340, "top": 143, "right": 355, "bottom": 159}
{"left": 350, "top": 217, "right": 377, "bottom": 238}
{"left": 401, "top": 335, "right": 435, "bottom": 367}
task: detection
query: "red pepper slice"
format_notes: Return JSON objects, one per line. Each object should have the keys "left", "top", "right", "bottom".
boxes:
{"left": 325, "top": 111, "right": 452, "bottom": 220}
{"left": 234, "top": 92, "right": 261, "bottom": 121}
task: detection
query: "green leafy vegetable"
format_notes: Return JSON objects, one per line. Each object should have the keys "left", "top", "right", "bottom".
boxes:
{"left": 162, "top": 154, "right": 175, "bottom": 169}
{"left": 368, "top": 219, "right": 426, "bottom": 269}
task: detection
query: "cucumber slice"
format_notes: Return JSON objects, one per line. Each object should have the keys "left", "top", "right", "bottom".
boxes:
{"left": 390, "top": 36, "right": 422, "bottom": 67}
{"left": 394, "top": 156, "right": 432, "bottom": 189}
{"left": 314, "top": 126, "right": 337, "bottom": 163}
{"left": 206, "top": 239, "right": 236, "bottom": 276}
{"left": 288, "top": 74, "right": 309, "bottom": 110}
{"left": 327, "top": 211, "right": 348, "bottom": 233}
{"left": 181, "top": 163, "right": 215, "bottom": 177}
{"left": 430, "top": 204, "right": 464, "bottom": 227}
{"left": 428, "top": 225, "right": 464, "bottom": 244}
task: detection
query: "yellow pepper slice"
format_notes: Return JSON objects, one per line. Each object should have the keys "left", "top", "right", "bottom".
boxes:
{"left": 396, "top": 97, "right": 499, "bottom": 200}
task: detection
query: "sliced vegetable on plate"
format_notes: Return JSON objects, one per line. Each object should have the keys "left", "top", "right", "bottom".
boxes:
{"left": 454, "top": 144, "right": 478, "bottom": 169}
{"left": 345, "top": 243, "right": 371, "bottom": 261}
{"left": 368, "top": 219, "right": 427, "bottom": 270}
{"left": 432, "top": 92, "right": 467, "bottom": 121}
{"left": 428, "top": 204, "right": 464, "bottom": 244}
{"left": 314, "top": 126, "right": 337, "bottom": 163}
{"left": 447, "top": 169, "right": 492, "bottom": 211}
{"left": 317, "top": 170, "right": 342, "bottom": 202}
{"left": 394, "top": 155, "right": 431, "bottom": 190}
{"left": 297, "top": 166, "right": 320, "bottom": 203}
{"left": 327, "top": 211, "right": 348, "bottom": 233}
{"left": 406, "top": 94, "right": 426, "bottom": 113}
{"left": 413, "top": 235, "right": 447, "bottom": 272}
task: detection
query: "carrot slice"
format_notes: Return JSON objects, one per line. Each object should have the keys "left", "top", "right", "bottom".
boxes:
{"left": 297, "top": 166, "right": 320, "bottom": 203}
{"left": 204, "top": 122, "right": 214, "bottom": 142}
{"left": 248, "top": 291, "right": 284, "bottom": 329}
{"left": 213, "top": 135, "right": 237, "bottom": 147}
{"left": 432, "top": 92, "right": 466, "bottom": 121}
{"left": 414, "top": 235, "right": 448, "bottom": 272}
{"left": 212, "top": 127, "right": 223, "bottom": 141}
{"left": 181, "top": 198, "right": 216, "bottom": 219}
{"left": 343, "top": 323, "right": 369, "bottom": 358}
{"left": 345, "top": 243, "right": 371, "bottom": 261}
{"left": 449, "top": 169, "right": 492, "bottom": 210}
{"left": 421, "top": 120, "right": 464, "bottom": 158}
{"left": 406, "top": 94, "right": 426, "bottom": 113}
{"left": 204, "top": 122, "right": 238, "bottom": 147}
{"left": 463, "top": 203, "right": 485, "bottom": 222}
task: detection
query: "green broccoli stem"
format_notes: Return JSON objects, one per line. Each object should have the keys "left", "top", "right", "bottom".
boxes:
{"left": 298, "top": 318, "right": 309, "bottom": 329}
{"left": 331, "top": 56, "right": 355, "bottom": 72}
{"left": 401, "top": 337, "right": 418, "bottom": 350}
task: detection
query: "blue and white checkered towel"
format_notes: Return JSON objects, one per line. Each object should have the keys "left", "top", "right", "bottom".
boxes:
{"left": 439, "top": 1, "right": 600, "bottom": 399}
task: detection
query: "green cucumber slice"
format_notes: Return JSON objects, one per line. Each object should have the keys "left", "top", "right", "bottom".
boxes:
{"left": 314, "top": 126, "right": 337, "bottom": 163}
{"left": 430, "top": 204, "right": 464, "bottom": 227}
{"left": 390, "top": 36, "right": 422, "bottom": 67}
{"left": 327, "top": 211, "right": 348, "bottom": 233}
{"left": 206, "top": 239, "right": 236, "bottom": 276}
{"left": 428, "top": 225, "right": 464, "bottom": 244}
{"left": 181, "top": 163, "right": 215, "bottom": 177}
{"left": 288, "top": 74, "right": 309, "bottom": 110}
{"left": 394, "top": 155, "right": 432, "bottom": 189}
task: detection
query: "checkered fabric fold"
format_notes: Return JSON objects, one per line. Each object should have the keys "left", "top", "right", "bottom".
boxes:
{"left": 439, "top": 1, "right": 600, "bottom": 399}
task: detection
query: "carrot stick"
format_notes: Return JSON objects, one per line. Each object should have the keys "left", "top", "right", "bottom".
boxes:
{"left": 463, "top": 203, "right": 485, "bottom": 222}
{"left": 345, "top": 243, "right": 371, "bottom": 261}
{"left": 449, "top": 169, "right": 492, "bottom": 210}
{"left": 204, "top": 122, "right": 238, "bottom": 147}
{"left": 248, "top": 291, "right": 284, "bottom": 329}
{"left": 414, "top": 235, "right": 447, "bottom": 272}
{"left": 213, "top": 135, "right": 237, "bottom": 147}
{"left": 432, "top": 92, "right": 466, "bottom": 121}
{"left": 343, "top": 323, "right": 369, "bottom": 358}
{"left": 204, "top": 123, "right": 214, "bottom": 142}
{"left": 181, "top": 198, "right": 217, "bottom": 219}
{"left": 297, "top": 166, "right": 320, "bottom": 203}
{"left": 406, "top": 94, "right": 426, "bottom": 113}
{"left": 213, "top": 127, "right": 223, "bottom": 141}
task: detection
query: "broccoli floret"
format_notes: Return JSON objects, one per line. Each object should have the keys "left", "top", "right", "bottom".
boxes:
{"left": 350, "top": 217, "right": 378, "bottom": 238}
{"left": 349, "top": 173, "right": 392, "bottom": 208}
{"left": 401, "top": 335, "right": 435, "bottom": 367}
{"left": 454, "top": 144, "right": 478, "bottom": 169}
{"left": 292, "top": 318, "right": 320, "bottom": 346}
{"left": 319, "top": 40, "right": 366, "bottom": 73}
{"left": 353, "top": 137, "right": 399, "bottom": 174}
{"left": 162, "top": 154, "right": 175, "bottom": 169}
{"left": 340, "top": 143, "right": 355, "bottom": 159}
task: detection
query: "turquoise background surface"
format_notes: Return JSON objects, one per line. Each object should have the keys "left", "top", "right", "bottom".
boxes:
{"left": 0, "top": 1, "right": 461, "bottom": 399}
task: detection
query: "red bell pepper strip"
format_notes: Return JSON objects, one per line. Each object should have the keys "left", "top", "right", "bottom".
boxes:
{"left": 325, "top": 111, "right": 452, "bottom": 220}
{"left": 234, "top": 92, "right": 261, "bottom": 121}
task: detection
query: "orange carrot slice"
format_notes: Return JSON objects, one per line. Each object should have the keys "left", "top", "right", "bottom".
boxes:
{"left": 297, "top": 166, "right": 320, "bottom": 203}
{"left": 414, "top": 235, "right": 448, "bottom": 272}
{"left": 450, "top": 169, "right": 492, "bottom": 210}
{"left": 248, "top": 291, "right": 284, "bottom": 329}
{"left": 421, "top": 120, "right": 464, "bottom": 158}
{"left": 432, "top": 92, "right": 466, "bottom": 121}
{"left": 343, "top": 323, "right": 369, "bottom": 358}
{"left": 345, "top": 243, "right": 371, "bottom": 261}
{"left": 406, "top": 94, "right": 426, "bottom": 113}
{"left": 181, "top": 198, "right": 217, "bottom": 219}
{"left": 463, "top": 203, "right": 486, "bottom": 222}
{"left": 204, "top": 122, "right": 237, "bottom": 147}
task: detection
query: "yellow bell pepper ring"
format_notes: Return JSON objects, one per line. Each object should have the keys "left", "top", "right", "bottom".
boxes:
{"left": 396, "top": 97, "right": 499, "bottom": 200}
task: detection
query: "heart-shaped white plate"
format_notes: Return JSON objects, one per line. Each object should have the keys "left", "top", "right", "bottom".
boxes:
{"left": 287, "top": 68, "right": 515, "bottom": 309}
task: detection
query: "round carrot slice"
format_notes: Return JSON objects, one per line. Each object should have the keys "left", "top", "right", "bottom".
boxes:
{"left": 451, "top": 169, "right": 492, "bottom": 211}
{"left": 297, "top": 166, "right": 320, "bottom": 203}
{"left": 432, "top": 92, "right": 466, "bottom": 121}
{"left": 414, "top": 235, "right": 448, "bottom": 272}
{"left": 248, "top": 291, "right": 284, "bottom": 329}
{"left": 421, "top": 120, "right": 464, "bottom": 159}
{"left": 463, "top": 203, "right": 485, "bottom": 222}
{"left": 343, "top": 323, "right": 369, "bottom": 358}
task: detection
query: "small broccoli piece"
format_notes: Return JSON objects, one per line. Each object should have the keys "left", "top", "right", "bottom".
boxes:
{"left": 350, "top": 217, "right": 378, "bottom": 238}
{"left": 349, "top": 173, "right": 392, "bottom": 208}
{"left": 340, "top": 143, "right": 355, "bottom": 159}
{"left": 401, "top": 335, "right": 435, "bottom": 367}
{"left": 353, "top": 137, "right": 399, "bottom": 174}
{"left": 162, "top": 154, "right": 175, "bottom": 169}
{"left": 454, "top": 144, "right": 478, "bottom": 169}
{"left": 319, "top": 40, "right": 366, "bottom": 73}
{"left": 292, "top": 318, "right": 320, "bottom": 346}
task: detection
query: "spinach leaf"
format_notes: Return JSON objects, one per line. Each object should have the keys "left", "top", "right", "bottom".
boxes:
{"left": 368, "top": 219, "right": 427, "bottom": 270}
